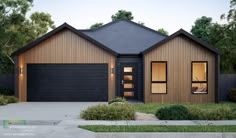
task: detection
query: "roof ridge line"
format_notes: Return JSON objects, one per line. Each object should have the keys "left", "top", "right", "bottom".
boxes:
{"left": 80, "top": 19, "right": 168, "bottom": 37}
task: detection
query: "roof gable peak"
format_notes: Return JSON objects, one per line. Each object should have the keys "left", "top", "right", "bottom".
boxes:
{"left": 142, "top": 29, "right": 219, "bottom": 54}
{"left": 12, "top": 23, "right": 118, "bottom": 56}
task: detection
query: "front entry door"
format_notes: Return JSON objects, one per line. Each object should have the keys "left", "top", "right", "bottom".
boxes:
{"left": 120, "top": 63, "right": 137, "bottom": 99}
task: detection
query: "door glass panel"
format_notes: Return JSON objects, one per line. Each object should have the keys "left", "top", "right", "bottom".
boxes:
{"left": 124, "top": 67, "right": 133, "bottom": 72}
{"left": 124, "top": 83, "right": 134, "bottom": 88}
{"left": 124, "top": 75, "right": 133, "bottom": 81}
{"left": 124, "top": 91, "right": 134, "bottom": 97}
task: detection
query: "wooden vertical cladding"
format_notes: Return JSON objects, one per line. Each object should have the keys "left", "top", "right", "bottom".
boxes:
{"left": 144, "top": 36, "right": 215, "bottom": 103}
{"left": 18, "top": 29, "right": 116, "bottom": 102}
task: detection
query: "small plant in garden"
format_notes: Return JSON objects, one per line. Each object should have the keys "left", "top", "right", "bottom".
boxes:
{"left": 108, "top": 97, "right": 127, "bottom": 104}
{"left": 4, "top": 96, "right": 18, "bottom": 104}
{"left": 80, "top": 104, "right": 135, "bottom": 120}
{"left": 0, "top": 95, "right": 18, "bottom": 105}
{"left": 0, "top": 96, "right": 8, "bottom": 105}
{"left": 156, "top": 105, "right": 192, "bottom": 120}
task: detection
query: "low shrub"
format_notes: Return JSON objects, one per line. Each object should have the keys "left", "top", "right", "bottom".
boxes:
{"left": 4, "top": 96, "right": 18, "bottom": 104}
{"left": 80, "top": 104, "right": 135, "bottom": 120}
{"left": 108, "top": 97, "right": 127, "bottom": 105}
{"left": 0, "top": 88, "right": 14, "bottom": 96}
{"left": 156, "top": 105, "right": 192, "bottom": 120}
{"left": 229, "top": 88, "right": 236, "bottom": 102}
{"left": 187, "top": 106, "right": 206, "bottom": 120}
{"left": 0, "top": 96, "right": 8, "bottom": 105}
{"left": 156, "top": 105, "right": 236, "bottom": 120}
{"left": 204, "top": 106, "right": 236, "bottom": 120}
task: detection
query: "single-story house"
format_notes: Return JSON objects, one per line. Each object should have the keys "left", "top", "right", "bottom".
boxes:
{"left": 12, "top": 20, "right": 220, "bottom": 103}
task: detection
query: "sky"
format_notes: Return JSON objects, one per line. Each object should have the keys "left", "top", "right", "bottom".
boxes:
{"left": 30, "top": 0, "right": 230, "bottom": 34}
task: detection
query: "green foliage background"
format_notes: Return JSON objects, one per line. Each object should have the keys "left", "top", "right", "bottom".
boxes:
{"left": 191, "top": 0, "right": 236, "bottom": 73}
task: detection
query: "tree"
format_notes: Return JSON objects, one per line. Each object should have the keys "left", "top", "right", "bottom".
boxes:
{"left": 90, "top": 23, "right": 103, "bottom": 29}
{"left": 0, "top": 0, "right": 55, "bottom": 73}
{"left": 157, "top": 28, "right": 169, "bottom": 35}
{"left": 221, "top": 0, "right": 236, "bottom": 25}
{"left": 111, "top": 10, "right": 134, "bottom": 21}
{"left": 138, "top": 21, "right": 145, "bottom": 26}
{"left": 191, "top": 0, "right": 236, "bottom": 73}
{"left": 30, "top": 12, "right": 55, "bottom": 37}
{"left": 191, "top": 16, "right": 213, "bottom": 43}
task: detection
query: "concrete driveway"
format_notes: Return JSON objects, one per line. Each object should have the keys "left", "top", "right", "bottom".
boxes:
{"left": 0, "top": 102, "right": 105, "bottom": 120}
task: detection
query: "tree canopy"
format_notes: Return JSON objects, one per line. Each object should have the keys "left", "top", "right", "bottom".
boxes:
{"left": 191, "top": 16, "right": 212, "bottom": 43}
{"left": 111, "top": 10, "right": 134, "bottom": 21}
{"left": 90, "top": 23, "right": 103, "bottom": 29}
{"left": 191, "top": 0, "right": 236, "bottom": 73}
{"left": 157, "top": 28, "right": 169, "bottom": 35}
{"left": 0, "top": 0, "right": 55, "bottom": 73}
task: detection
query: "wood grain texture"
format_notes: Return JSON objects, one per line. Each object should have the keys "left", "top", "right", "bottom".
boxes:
{"left": 18, "top": 29, "right": 116, "bottom": 102}
{"left": 144, "top": 36, "right": 215, "bottom": 103}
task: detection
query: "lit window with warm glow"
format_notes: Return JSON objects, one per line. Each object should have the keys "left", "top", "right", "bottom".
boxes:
{"left": 192, "top": 61, "right": 208, "bottom": 94}
{"left": 151, "top": 62, "right": 167, "bottom": 94}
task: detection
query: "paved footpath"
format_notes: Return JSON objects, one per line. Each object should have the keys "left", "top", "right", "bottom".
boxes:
{"left": 0, "top": 120, "right": 236, "bottom": 138}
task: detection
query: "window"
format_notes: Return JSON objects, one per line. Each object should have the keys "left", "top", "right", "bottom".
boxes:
{"left": 151, "top": 61, "right": 167, "bottom": 94}
{"left": 192, "top": 61, "right": 208, "bottom": 94}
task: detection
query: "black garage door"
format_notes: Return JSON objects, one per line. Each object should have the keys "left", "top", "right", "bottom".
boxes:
{"left": 27, "top": 64, "right": 108, "bottom": 101}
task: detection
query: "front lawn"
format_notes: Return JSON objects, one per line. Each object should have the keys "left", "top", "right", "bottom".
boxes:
{"left": 134, "top": 102, "right": 236, "bottom": 114}
{"left": 79, "top": 125, "right": 236, "bottom": 132}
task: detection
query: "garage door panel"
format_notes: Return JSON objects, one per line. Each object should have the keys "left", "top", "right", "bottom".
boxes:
{"left": 27, "top": 64, "right": 108, "bottom": 101}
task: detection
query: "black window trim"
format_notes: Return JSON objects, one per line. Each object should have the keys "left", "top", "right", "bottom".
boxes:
{"left": 151, "top": 61, "right": 167, "bottom": 94}
{"left": 191, "top": 61, "right": 208, "bottom": 94}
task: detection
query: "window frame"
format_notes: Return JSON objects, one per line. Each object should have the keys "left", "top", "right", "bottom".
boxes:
{"left": 191, "top": 61, "right": 208, "bottom": 94}
{"left": 151, "top": 61, "right": 168, "bottom": 94}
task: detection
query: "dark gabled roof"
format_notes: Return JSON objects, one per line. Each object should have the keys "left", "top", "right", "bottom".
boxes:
{"left": 12, "top": 21, "right": 219, "bottom": 57}
{"left": 80, "top": 20, "right": 167, "bottom": 54}
{"left": 142, "top": 29, "right": 219, "bottom": 55}
{"left": 12, "top": 23, "right": 118, "bottom": 57}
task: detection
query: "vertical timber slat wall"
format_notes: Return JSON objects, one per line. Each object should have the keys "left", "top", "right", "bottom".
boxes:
{"left": 144, "top": 36, "right": 215, "bottom": 103}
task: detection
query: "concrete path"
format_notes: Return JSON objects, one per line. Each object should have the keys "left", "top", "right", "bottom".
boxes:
{"left": 0, "top": 125, "right": 95, "bottom": 138}
{"left": 0, "top": 102, "right": 105, "bottom": 120}
{"left": 0, "top": 120, "right": 236, "bottom": 138}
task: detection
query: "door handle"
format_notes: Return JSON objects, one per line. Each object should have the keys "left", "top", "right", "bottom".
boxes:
{"left": 122, "top": 80, "right": 124, "bottom": 85}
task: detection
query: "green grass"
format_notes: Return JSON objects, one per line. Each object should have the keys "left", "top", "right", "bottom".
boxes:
{"left": 79, "top": 125, "right": 236, "bottom": 132}
{"left": 134, "top": 102, "right": 236, "bottom": 114}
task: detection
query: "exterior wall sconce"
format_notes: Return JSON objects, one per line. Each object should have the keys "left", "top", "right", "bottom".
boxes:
{"left": 110, "top": 67, "right": 115, "bottom": 74}
{"left": 19, "top": 67, "right": 24, "bottom": 74}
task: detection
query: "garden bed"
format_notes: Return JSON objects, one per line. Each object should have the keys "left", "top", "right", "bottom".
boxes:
{"left": 80, "top": 97, "right": 236, "bottom": 120}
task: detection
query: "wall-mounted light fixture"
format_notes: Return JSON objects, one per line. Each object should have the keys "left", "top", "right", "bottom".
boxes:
{"left": 19, "top": 67, "right": 24, "bottom": 74}
{"left": 110, "top": 67, "right": 115, "bottom": 74}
